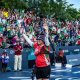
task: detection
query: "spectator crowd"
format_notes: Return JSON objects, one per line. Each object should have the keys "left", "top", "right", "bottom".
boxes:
{"left": 0, "top": 8, "right": 80, "bottom": 49}
{"left": 0, "top": 7, "right": 79, "bottom": 75}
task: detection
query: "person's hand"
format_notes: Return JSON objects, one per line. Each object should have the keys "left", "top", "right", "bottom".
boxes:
{"left": 43, "top": 23, "right": 48, "bottom": 33}
{"left": 20, "top": 27, "right": 25, "bottom": 34}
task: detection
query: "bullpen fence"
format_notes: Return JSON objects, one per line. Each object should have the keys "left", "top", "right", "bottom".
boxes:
{"left": 0, "top": 46, "right": 80, "bottom": 70}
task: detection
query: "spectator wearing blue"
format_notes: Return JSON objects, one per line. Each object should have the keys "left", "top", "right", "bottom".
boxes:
{"left": 0, "top": 49, "right": 9, "bottom": 72}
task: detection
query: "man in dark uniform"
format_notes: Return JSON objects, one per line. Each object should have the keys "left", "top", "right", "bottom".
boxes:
{"left": 56, "top": 48, "right": 67, "bottom": 67}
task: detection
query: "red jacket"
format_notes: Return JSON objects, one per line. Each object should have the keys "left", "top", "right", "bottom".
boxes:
{"left": 0, "top": 37, "right": 3, "bottom": 47}
{"left": 34, "top": 42, "right": 50, "bottom": 67}
{"left": 26, "top": 18, "right": 32, "bottom": 25}
{"left": 14, "top": 44, "right": 23, "bottom": 55}
{"left": 76, "top": 40, "right": 80, "bottom": 45}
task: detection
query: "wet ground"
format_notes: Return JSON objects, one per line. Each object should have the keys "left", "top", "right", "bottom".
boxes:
{"left": 0, "top": 66, "right": 80, "bottom": 80}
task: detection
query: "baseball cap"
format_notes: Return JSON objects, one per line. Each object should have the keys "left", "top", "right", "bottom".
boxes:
{"left": 37, "top": 34, "right": 45, "bottom": 43}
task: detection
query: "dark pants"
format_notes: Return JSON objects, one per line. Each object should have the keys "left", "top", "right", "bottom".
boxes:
{"left": 49, "top": 53, "right": 55, "bottom": 65}
{"left": 36, "top": 66, "right": 51, "bottom": 79}
{"left": 2, "top": 63, "right": 7, "bottom": 72}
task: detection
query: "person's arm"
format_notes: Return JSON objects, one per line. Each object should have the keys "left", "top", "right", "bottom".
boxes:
{"left": 14, "top": 46, "right": 18, "bottom": 52}
{"left": 14, "top": 49, "right": 18, "bottom": 52}
{"left": 40, "top": 46, "right": 50, "bottom": 54}
{"left": 45, "top": 31, "right": 50, "bottom": 46}
{"left": 63, "top": 56, "right": 67, "bottom": 64}
{"left": 22, "top": 33, "right": 34, "bottom": 47}
{"left": 18, "top": 48, "right": 23, "bottom": 52}
{"left": 18, "top": 45, "right": 23, "bottom": 51}
{"left": 19, "top": 26, "right": 34, "bottom": 47}
{"left": 44, "top": 24, "right": 50, "bottom": 46}
{"left": 20, "top": 49, "right": 23, "bottom": 52}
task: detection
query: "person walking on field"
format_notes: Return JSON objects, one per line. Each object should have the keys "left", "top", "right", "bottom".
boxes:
{"left": 14, "top": 40, "right": 23, "bottom": 71}
{"left": 21, "top": 23, "right": 51, "bottom": 80}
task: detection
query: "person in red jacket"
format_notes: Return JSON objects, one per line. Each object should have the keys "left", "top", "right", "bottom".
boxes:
{"left": 22, "top": 23, "right": 51, "bottom": 80}
{"left": 13, "top": 40, "right": 23, "bottom": 71}
{"left": 76, "top": 38, "right": 80, "bottom": 45}
{"left": 0, "top": 36, "right": 3, "bottom": 47}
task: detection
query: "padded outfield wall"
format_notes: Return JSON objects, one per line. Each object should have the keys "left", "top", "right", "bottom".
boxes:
{"left": 0, "top": 46, "right": 80, "bottom": 70}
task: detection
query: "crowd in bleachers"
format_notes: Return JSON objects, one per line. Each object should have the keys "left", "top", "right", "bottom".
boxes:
{"left": 0, "top": 8, "right": 80, "bottom": 49}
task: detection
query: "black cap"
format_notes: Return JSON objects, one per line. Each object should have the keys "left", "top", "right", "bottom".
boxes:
{"left": 37, "top": 34, "right": 45, "bottom": 43}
